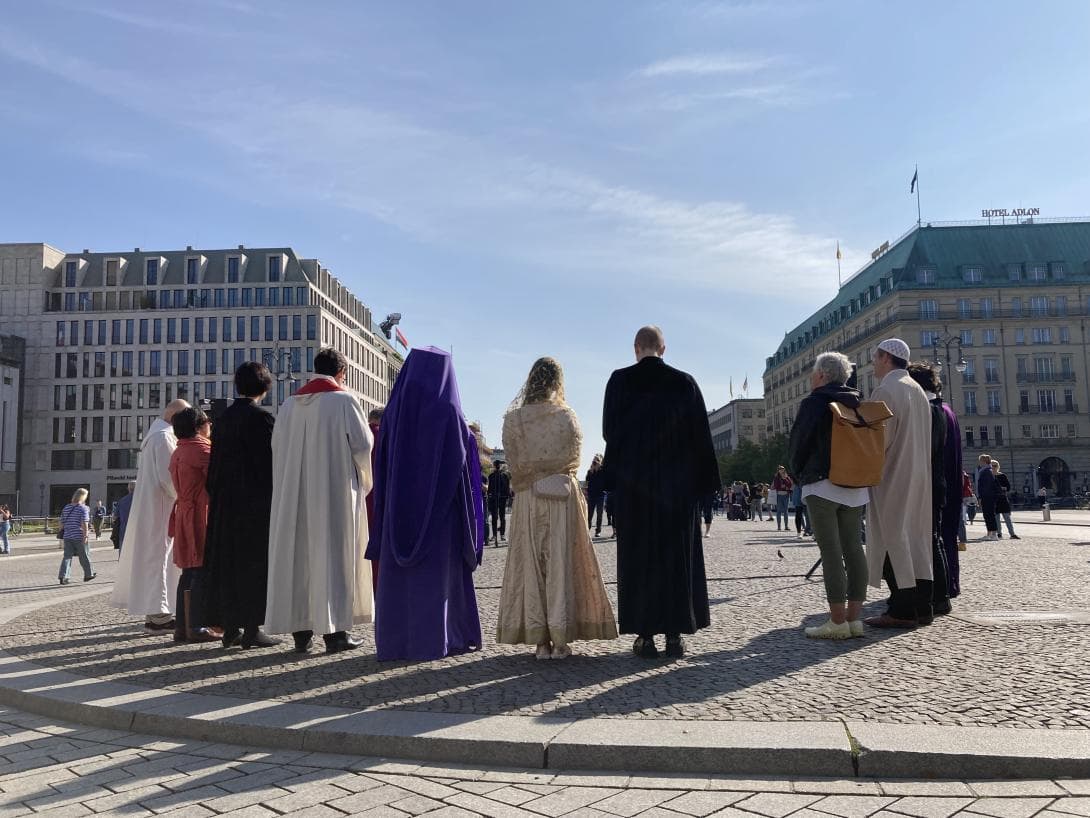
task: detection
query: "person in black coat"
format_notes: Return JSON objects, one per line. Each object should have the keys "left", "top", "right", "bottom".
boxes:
{"left": 585, "top": 455, "right": 607, "bottom": 537}
{"left": 602, "top": 326, "right": 719, "bottom": 659}
{"left": 486, "top": 461, "right": 512, "bottom": 544}
{"left": 204, "top": 362, "right": 278, "bottom": 649}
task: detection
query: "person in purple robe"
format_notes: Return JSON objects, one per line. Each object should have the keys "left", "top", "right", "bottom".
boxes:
{"left": 939, "top": 398, "right": 963, "bottom": 599}
{"left": 365, "top": 346, "right": 485, "bottom": 661}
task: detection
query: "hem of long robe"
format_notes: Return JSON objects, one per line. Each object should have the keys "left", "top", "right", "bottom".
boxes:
{"left": 617, "top": 621, "right": 709, "bottom": 636}
{"left": 497, "top": 621, "right": 619, "bottom": 646}
{"left": 265, "top": 613, "right": 373, "bottom": 635}
{"left": 376, "top": 641, "right": 481, "bottom": 662}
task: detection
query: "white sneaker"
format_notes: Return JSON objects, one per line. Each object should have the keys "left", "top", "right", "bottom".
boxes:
{"left": 804, "top": 619, "right": 852, "bottom": 640}
{"left": 848, "top": 620, "right": 864, "bottom": 638}
{"left": 797, "top": 534, "right": 804, "bottom": 540}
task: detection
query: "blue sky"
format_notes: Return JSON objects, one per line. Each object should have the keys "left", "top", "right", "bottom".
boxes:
{"left": 3, "top": 1, "right": 1089, "bottom": 468}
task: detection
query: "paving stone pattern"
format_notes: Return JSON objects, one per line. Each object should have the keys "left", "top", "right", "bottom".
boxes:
{"left": 1, "top": 522, "right": 1089, "bottom": 728}
{"left": 3, "top": 706, "right": 1090, "bottom": 817}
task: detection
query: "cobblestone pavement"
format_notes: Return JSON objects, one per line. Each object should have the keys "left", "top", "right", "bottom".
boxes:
{"left": 3, "top": 706, "right": 1090, "bottom": 817}
{"left": 1, "top": 519, "right": 1089, "bottom": 728}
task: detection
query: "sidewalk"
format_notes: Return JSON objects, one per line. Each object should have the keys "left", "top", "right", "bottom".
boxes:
{"left": 0, "top": 533, "right": 117, "bottom": 558}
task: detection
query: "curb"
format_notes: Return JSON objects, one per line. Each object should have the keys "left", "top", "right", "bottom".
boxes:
{"left": 1, "top": 595, "right": 1088, "bottom": 779}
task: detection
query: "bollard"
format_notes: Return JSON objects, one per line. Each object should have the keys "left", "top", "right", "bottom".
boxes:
{"left": 1042, "top": 503, "right": 1051, "bottom": 522}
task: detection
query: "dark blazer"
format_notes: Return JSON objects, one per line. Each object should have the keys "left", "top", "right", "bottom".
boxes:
{"left": 787, "top": 382, "right": 861, "bottom": 486}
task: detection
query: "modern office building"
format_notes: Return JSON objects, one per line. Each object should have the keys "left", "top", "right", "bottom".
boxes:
{"left": 708, "top": 398, "right": 766, "bottom": 455}
{"left": 763, "top": 218, "right": 1090, "bottom": 499}
{"left": 0, "top": 242, "right": 403, "bottom": 514}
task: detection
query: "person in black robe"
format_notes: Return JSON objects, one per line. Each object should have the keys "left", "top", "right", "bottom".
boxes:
{"left": 204, "top": 362, "right": 279, "bottom": 649}
{"left": 602, "top": 325, "right": 720, "bottom": 659}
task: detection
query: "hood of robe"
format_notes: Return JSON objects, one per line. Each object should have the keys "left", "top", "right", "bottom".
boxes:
{"left": 369, "top": 346, "right": 484, "bottom": 570}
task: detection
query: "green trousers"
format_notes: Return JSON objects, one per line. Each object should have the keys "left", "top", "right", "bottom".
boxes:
{"left": 805, "top": 494, "right": 867, "bottom": 604}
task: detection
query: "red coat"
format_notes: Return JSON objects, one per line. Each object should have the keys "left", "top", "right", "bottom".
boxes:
{"left": 169, "top": 436, "right": 211, "bottom": 569}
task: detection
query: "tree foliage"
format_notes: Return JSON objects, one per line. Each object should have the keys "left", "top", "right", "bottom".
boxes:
{"left": 717, "top": 433, "right": 789, "bottom": 486}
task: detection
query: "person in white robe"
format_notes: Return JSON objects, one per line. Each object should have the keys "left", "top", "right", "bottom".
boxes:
{"left": 265, "top": 348, "right": 374, "bottom": 654}
{"left": 864, "top": 338, "right": 934, "bottom": 629}
{"left": 110, "top": 399, "right": 189, "bottom": 633}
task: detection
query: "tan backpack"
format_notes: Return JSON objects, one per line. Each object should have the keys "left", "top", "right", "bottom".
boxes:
{"left": 828, "top": 401, "right": 894, "bottom": 488}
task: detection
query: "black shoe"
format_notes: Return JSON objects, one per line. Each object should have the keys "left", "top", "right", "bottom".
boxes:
{"left": 917, "top": 611, "right": 935, "bottom": 626}
{"left": 83, "top": 573, "right": 96, "bottom": 582}
{"left": 632, "top": 636, "right": 658, "bottom": 659}
{"left": 221, "top": 628, "right": 242, "bottom": 648}
{"left": 933, "top": 601, "right": 952, "bottom": 616}
{"left": 293, "top": 631, "right": 314, "bottom": 653}
{"left": 242, "top": 628, "right": 281, "bottom": 649}
{"left": 664, "top": 636, "right": 685, "bottom": 658}
{"left": 324, "top": 632, "right": 362, "bottom": 654}
{"left": 1011, "top": 534, "right": 1021, "bottom": 540}
{"left": 59, "top": 578, "right": 70, "bottom": 585}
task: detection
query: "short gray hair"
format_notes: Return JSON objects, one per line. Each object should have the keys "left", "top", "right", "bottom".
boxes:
{"left": 813, "top": 351, "right": 852, "bottom": 385}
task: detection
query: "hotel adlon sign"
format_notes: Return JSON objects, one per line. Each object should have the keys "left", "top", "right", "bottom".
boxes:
{"left": 981, "top": 207, "right": 1040, "bottom": 218}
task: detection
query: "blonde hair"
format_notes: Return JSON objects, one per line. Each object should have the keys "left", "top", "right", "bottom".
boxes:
{"left": 520, "top": 357, "right": 565, "bottom": 407}
{"left": 71, "top": 488, "right": 89, "bottom": 504}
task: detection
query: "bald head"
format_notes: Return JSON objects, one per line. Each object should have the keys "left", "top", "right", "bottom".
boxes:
{"left": 634, "top": 325, "right": 665, "bottom": 361}
{"left": 163, "top": 399, "right": 190, "bottom": 422}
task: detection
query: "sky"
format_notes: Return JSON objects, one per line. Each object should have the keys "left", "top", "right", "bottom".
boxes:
{"left": 3, "top": 1, "right": 1090, "bottom": 470}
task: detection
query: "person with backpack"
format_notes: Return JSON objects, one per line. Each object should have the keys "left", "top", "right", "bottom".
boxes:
{"left": 788, "top": 352, "right": 868, "bottom": 639}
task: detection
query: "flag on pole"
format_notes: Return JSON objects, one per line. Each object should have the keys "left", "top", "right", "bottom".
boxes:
{"left": 742, "top": 376, "right": 748, "bottom": 395}
{"left": 395, "top": 327, "right": 409, "bottom": 349}
{"left": 836, "top": 241, "right": 842, "bottom": 261}
{"left": 729, "top": 377, "right": 733, "bottom": 399}
{"left": 910, "top": 167, "right": 918, "bottom": 194}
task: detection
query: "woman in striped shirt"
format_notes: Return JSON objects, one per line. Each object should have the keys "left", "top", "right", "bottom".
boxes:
{"left": 58, "top": 488, "right": 95, "bottom": 585}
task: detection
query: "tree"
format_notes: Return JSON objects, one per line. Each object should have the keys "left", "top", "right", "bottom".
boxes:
{"left": 717, "top": 433, "right": 789, "bottom": 485}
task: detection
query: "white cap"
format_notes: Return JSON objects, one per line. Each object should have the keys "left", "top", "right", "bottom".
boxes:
{"left": 877, "top": 337, "right": 911, "bottom": 362}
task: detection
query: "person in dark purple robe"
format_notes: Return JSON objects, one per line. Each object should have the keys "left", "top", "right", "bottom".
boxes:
{"left": 939, "top": 400, "right": 963, "bottom": 598}
{"left": 365, "top": 347, "right": 485, "bottom": 660}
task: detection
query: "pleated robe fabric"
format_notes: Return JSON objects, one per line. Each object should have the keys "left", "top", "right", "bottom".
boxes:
{"left": 265, "top": 379, "right": 374, "bottom": 635}
{"left": 939, "top": 402, "right": 963, "bottom": 597}
{"left": 204, "top": 398, "right": 275, "bottom": 629}
{"left": 866, "top": 370, "right": 934, "bottom": 588}
{"left": 602, "top": 356, "right": 720, "bottom": 636}
{"left": 497, "top": 402, "right": 618, "bottom": 647}
{"left": 366, "top": 347, "right": 485, "bottom": 661}
{"left": 110, "top": 418, "right": 182, "bottom": 616}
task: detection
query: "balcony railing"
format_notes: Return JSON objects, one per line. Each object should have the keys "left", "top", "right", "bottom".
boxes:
{"left": 1016, "top": 373, "right": 1077, "bottom": 383}
{"left": 1017, "top": 405, "right": 1079, "bottom": 415}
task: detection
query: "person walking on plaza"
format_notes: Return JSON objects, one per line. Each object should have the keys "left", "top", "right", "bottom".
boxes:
{"left": 585, "top": 455, "right": 607, "bottom": 538}
{"left": 266, "top": 348, "right": 373, "bottom": 655}
{"left": 602, "top": 326, "right": 719, "bottom": 659}
{"left": 498, "top": 357, "right": 618, "bottom": 659}
{"left": 110, "top": 399, "right": 189, "bottom": 634}
{"left": 791, "top": 481, "right": 810, "bottom": 539}
{"left": 0, "top": 504, "right": 11, "bottom": 555}
{"left": 168, "top": 407, "right": 219, "bottom": 643}
{"left": 771, "top": 466, "right": 792, "bottom": 530}
{"left": 57, "top": 488, "right": 95, "bottom": 584}
{"left": 92, "top": 501, "right": 106, "bottom": 540}
{"left": 976, "top": 454, "right": 1000, "bottom": 541}
{"left": 204, "top": 362, "right": 279, "bottom": 649}
{"left": 112, "top": 482, "right": 134, "bottom": 551}
{"left": 788, "top": 352, "right": 867, "bottom": 639}
{"left": 748, "top": 481, "right": 764, "bottom": 521}
{"left": 991, "top": 460, "right": 1019, "bottom": 539}
{"left": 367, "top": 346, "right": 485, "bottom": 660}
{"left": 864, "top": 339, "right": 934, "bottom": 629}
{"left": 487, "top": 460, "right": 512, "bottom": 544}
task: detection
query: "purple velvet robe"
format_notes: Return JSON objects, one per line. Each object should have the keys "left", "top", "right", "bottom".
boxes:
{"left": 365, "top": 347, "right": 485, "bottom": 660}
{"left": 940, "top": 402, "right": 962, "bottom": 597}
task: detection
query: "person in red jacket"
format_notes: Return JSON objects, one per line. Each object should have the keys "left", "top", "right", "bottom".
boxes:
{"left": 169, "top": 407, "right": 218, "bottom": 643}
{"left": 771, "top": 466, "right": 793, "bottom": 531}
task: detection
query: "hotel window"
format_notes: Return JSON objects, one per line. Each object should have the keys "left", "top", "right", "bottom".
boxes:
{"left": 94, "top": 352, "right": 105, "bottom": 377}
{"left": 186, "top": 258, "right": 199, "bottom": 284}
{"left": 242, "top": 288, "right": 253, "bottom": 307}
{"left": 64, "top": 292, "right": 76, "bottom": 311}
{"left": 1007, "top": 263, "right": 1022, "bottom": 282}
{"left": 985, "top": 358, "right": 1000, "bottom": 383}
{"left": 121, "top": 351, "right": 133, "bottom": 378}
{"left": 965, "top": 428, "right": 974, "bottom": 448}
{"left": 180, "top": 318, "right": 190, "bottom": 343}
{"left": 979, "top": 298, "right": 994, "bottom": 319}
{"left": 1029, "top": 264, "right": 1048, "bottom": 282}
{"left": 279, "top": 315, "right": 289, "bottom": 340}
{"left": 222, "top": 317, "right": 232, "bottom": 342}
{"left": 1050, "top": 262, "right": 1066, "bottom": 280}
{"left": 139, "top": 319, "right": 148, "bottom": 344}
{"left": 306, "top": 314, "right": 317, "bottom": 340}
{"left": 236, "top": 316, "right": 246, "bottom": 342}
{"left": 1010, "top": 297, "right": 1022, "bottom": 317}
{"left": 983, "top": 328, "right": 997, "bottom": 345}
{"left": 979, "top": 426, "right": 988, "bottom": 445}
{"left": 1021, "top": 424, "right": 1031, "bottom": 438}
{"left": 918, "top": 299, "right": 938, "bottom": 320}
{"left": 149, "top": 382, "right": 161, "bottom": 407}
{"left": 105, "top": 259, "right": 119, "bottom": 286}
{"left": 1015, "top": 328, "right": 1025, "bottom": 345}
{"left": 1037, "top": 389, "right": 1056, "bottom": 413}
{"left": 251, "top": 316, "right": 260, "bottom": 340}
{"left": 111, "top": 320, "right": 121, "bottom": 344}
{"left": 214, "top": 289, "right": 225, "bottom": 308}
{"left": 159, "top": 290, "right": 171, "bottom": 309}
{"left": 66, "top": 353, "right": 78, "bottom": 378}
{"left": 255, "top": 287, "right": 265, "bottom": 306}
{"left": 1061, "top": 356, "right": 1074, "bottom": 377}
{"left": 962, "top": 266, "right": 983, "bottom": 284}
{"left": 166, "top": 350, "right": 175, "bottom": 375}
{"left": 987, "top": 390, "right": 1001, "bottom": 414}
{"left": 208, "top": 317, "right": 218, "bottom": 342}
{"left": 178, "top": 350, "right": 189, "bottom": 376}
{"left": 292, "top": 314, "right": 302, "bottom": 340}
{"left": 205, "top": 349, "right": 216, "bottom": 374}
{"left": 227, "top": 257, "right": 240, "bottom": 283}
{"left": 1032, "top": 327, "right": 1052, "bottom": 344}
{"left": 1068, "top": 424, "right": 1077, "bottom": 438}
{"left": 268, "top": 256, "right": 281, "bottom": 282}
{"left": 138, "top": 351, "right": 145, "bottom": 376}
{"left": 1055, "top": 295, "right": 1067, "bottom": 316}
{"left": 125, "top": 319, "right": 134, "bottom": 344}
{"left": 960, "top": 329, "right": 973, "bottom": 347}
{"left": 1064, "top": 389, "right": 1075, "bottom": 412}
{"left": 146, "top": 258, "right": 158, "bottom": 285}
{"left": 957, "top": 298, "right": 971, "bottom": 319}
{"left": 65, "top": 261, "right": 77, "bottom": 288}
{"left": 963, "top": 391, "right": 977, "bottom": 415}
{"left": 297, "top": 287, "right": 307, "bottom": 305}
{"left": 1040, "top": 423, "right": 1059, "bottom": 439}
{"left": 167, "top": 319, "right": 177, "bottom": 344}
{"left": 265, "top": 316, "right": 274, "bottom": 341}
{"left": 915, "top": 267, "right": 936, "bottom": 284}
{"left": 199, "top": 288, "right": 211, "bottom": 307}
{"left": 920, "top": 330, "right": 939, "bottom": 348}
{"left": 1035, "top": 357, "right": 1053, "bottom": 379}
{"left": 268, "top": 287, "right": 280, "bottom": 306}
{"left": 1030, "top": 296, "right": 1048, "bottom": 316}
{"left": 173, "top": 288, "right": 184, "bottom": 307}
{"left": 195, "top": 317, "right": 204, "bottom": 342}
{"left": 227, "top": 289, "right": 239, "bottom": 307}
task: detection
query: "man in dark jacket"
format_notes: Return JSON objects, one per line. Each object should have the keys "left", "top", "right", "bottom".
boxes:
{"left": 976, "top": 453, "right": 999, "bottom": 541}
{"left": 487, "top": 461, "right": 512, "bottom": 544}
{"left": 602, "top": 326, "right": 720, "bottom": 659}
{"left": 585, "top": 455, "right": 607, "bottom": 537}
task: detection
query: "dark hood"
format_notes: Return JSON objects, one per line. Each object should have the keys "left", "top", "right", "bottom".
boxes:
{"left": 811, "top": 382, "right": 861, "bottom": 409}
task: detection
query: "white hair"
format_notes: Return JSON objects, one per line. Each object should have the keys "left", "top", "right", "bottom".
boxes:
{"left": 813, "top": 351, "right": 852, "bottom": 384}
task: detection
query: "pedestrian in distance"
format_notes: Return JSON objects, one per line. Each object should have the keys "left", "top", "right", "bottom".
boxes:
{"left": 748, "top": 481, "right": 763, "bottom": 521}
{"left": 0, "top": 504, "right": 11, "bottom": 555}
{"left": 497, "top": 357, "right": 617, "bottom": 659}
{"left": 112, "top": 482, "right": 134, "bottom": 551}
{"left": 92, "top": 501, "right": 106, "bottom": 540}
{"left": 771, "top": 466, "right": 792, "bottom": 530}
{"left": 168, "top": 406, "right": 219, "bottom": 643}
{"left": 266, "top": 348, "right": 374, "bottom": 655}
{"left": 991, "top": 460, "right": 1020, "bottom": 539}
{"left": 602, "top": 325, "right": 720, "bottom": 659}
{"left": 488, "top": 459, "right": 512, "bottom": 544}
{"left": 976, "top": 453, "right": 1000, "bottom": 541}
{"left": 204, "top": 362, "right": 280, "bottom": 650}
{"left": 787, "top": 351, "right": 868, "bottom": 639}
{"left": 585, "top": 455, "right": 607, "bottom": 538}
{"left": 863, "top": 339, "right": 934, "bottom": 629}
{"left": 110, "top": 399, "right": 190, "bottom": 634}
{"left": 57, "top": 488, "right": 95, "bottom": 585}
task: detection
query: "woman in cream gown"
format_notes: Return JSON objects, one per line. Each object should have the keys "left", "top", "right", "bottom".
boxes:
{"left": 498, "top": 357, "right": 618, "bottom": 659}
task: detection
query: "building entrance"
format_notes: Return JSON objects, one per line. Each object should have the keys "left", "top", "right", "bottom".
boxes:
{"left": 1037, "top": 456, "right": 1072, "bottom": 497}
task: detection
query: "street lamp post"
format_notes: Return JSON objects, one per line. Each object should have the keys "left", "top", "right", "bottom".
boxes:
{"left": 930, "top": 332, "right": 967, "bottom": 378}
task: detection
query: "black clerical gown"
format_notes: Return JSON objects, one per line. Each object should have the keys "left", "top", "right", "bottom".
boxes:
{"left": 204, "top": 398, "right": 275, "bottom": 628}
{"left": 602, "top": 356, "right": 720, "bottom": 635}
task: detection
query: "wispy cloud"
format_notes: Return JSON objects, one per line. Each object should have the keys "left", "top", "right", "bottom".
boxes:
{"left": 636, "top": 53, "right": 776, "bottom": 78}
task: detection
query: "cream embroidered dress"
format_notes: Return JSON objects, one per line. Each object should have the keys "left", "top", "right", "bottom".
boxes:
{"left": 497, "top": 402, "right": 618, "bottom": 647}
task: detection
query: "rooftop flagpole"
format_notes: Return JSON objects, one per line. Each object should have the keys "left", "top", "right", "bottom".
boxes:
{"left": 911, "top": 164, "right": 921, "bottom": 226}
{"left": 836, "top": 240, "right": 843, "bottom": 288}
